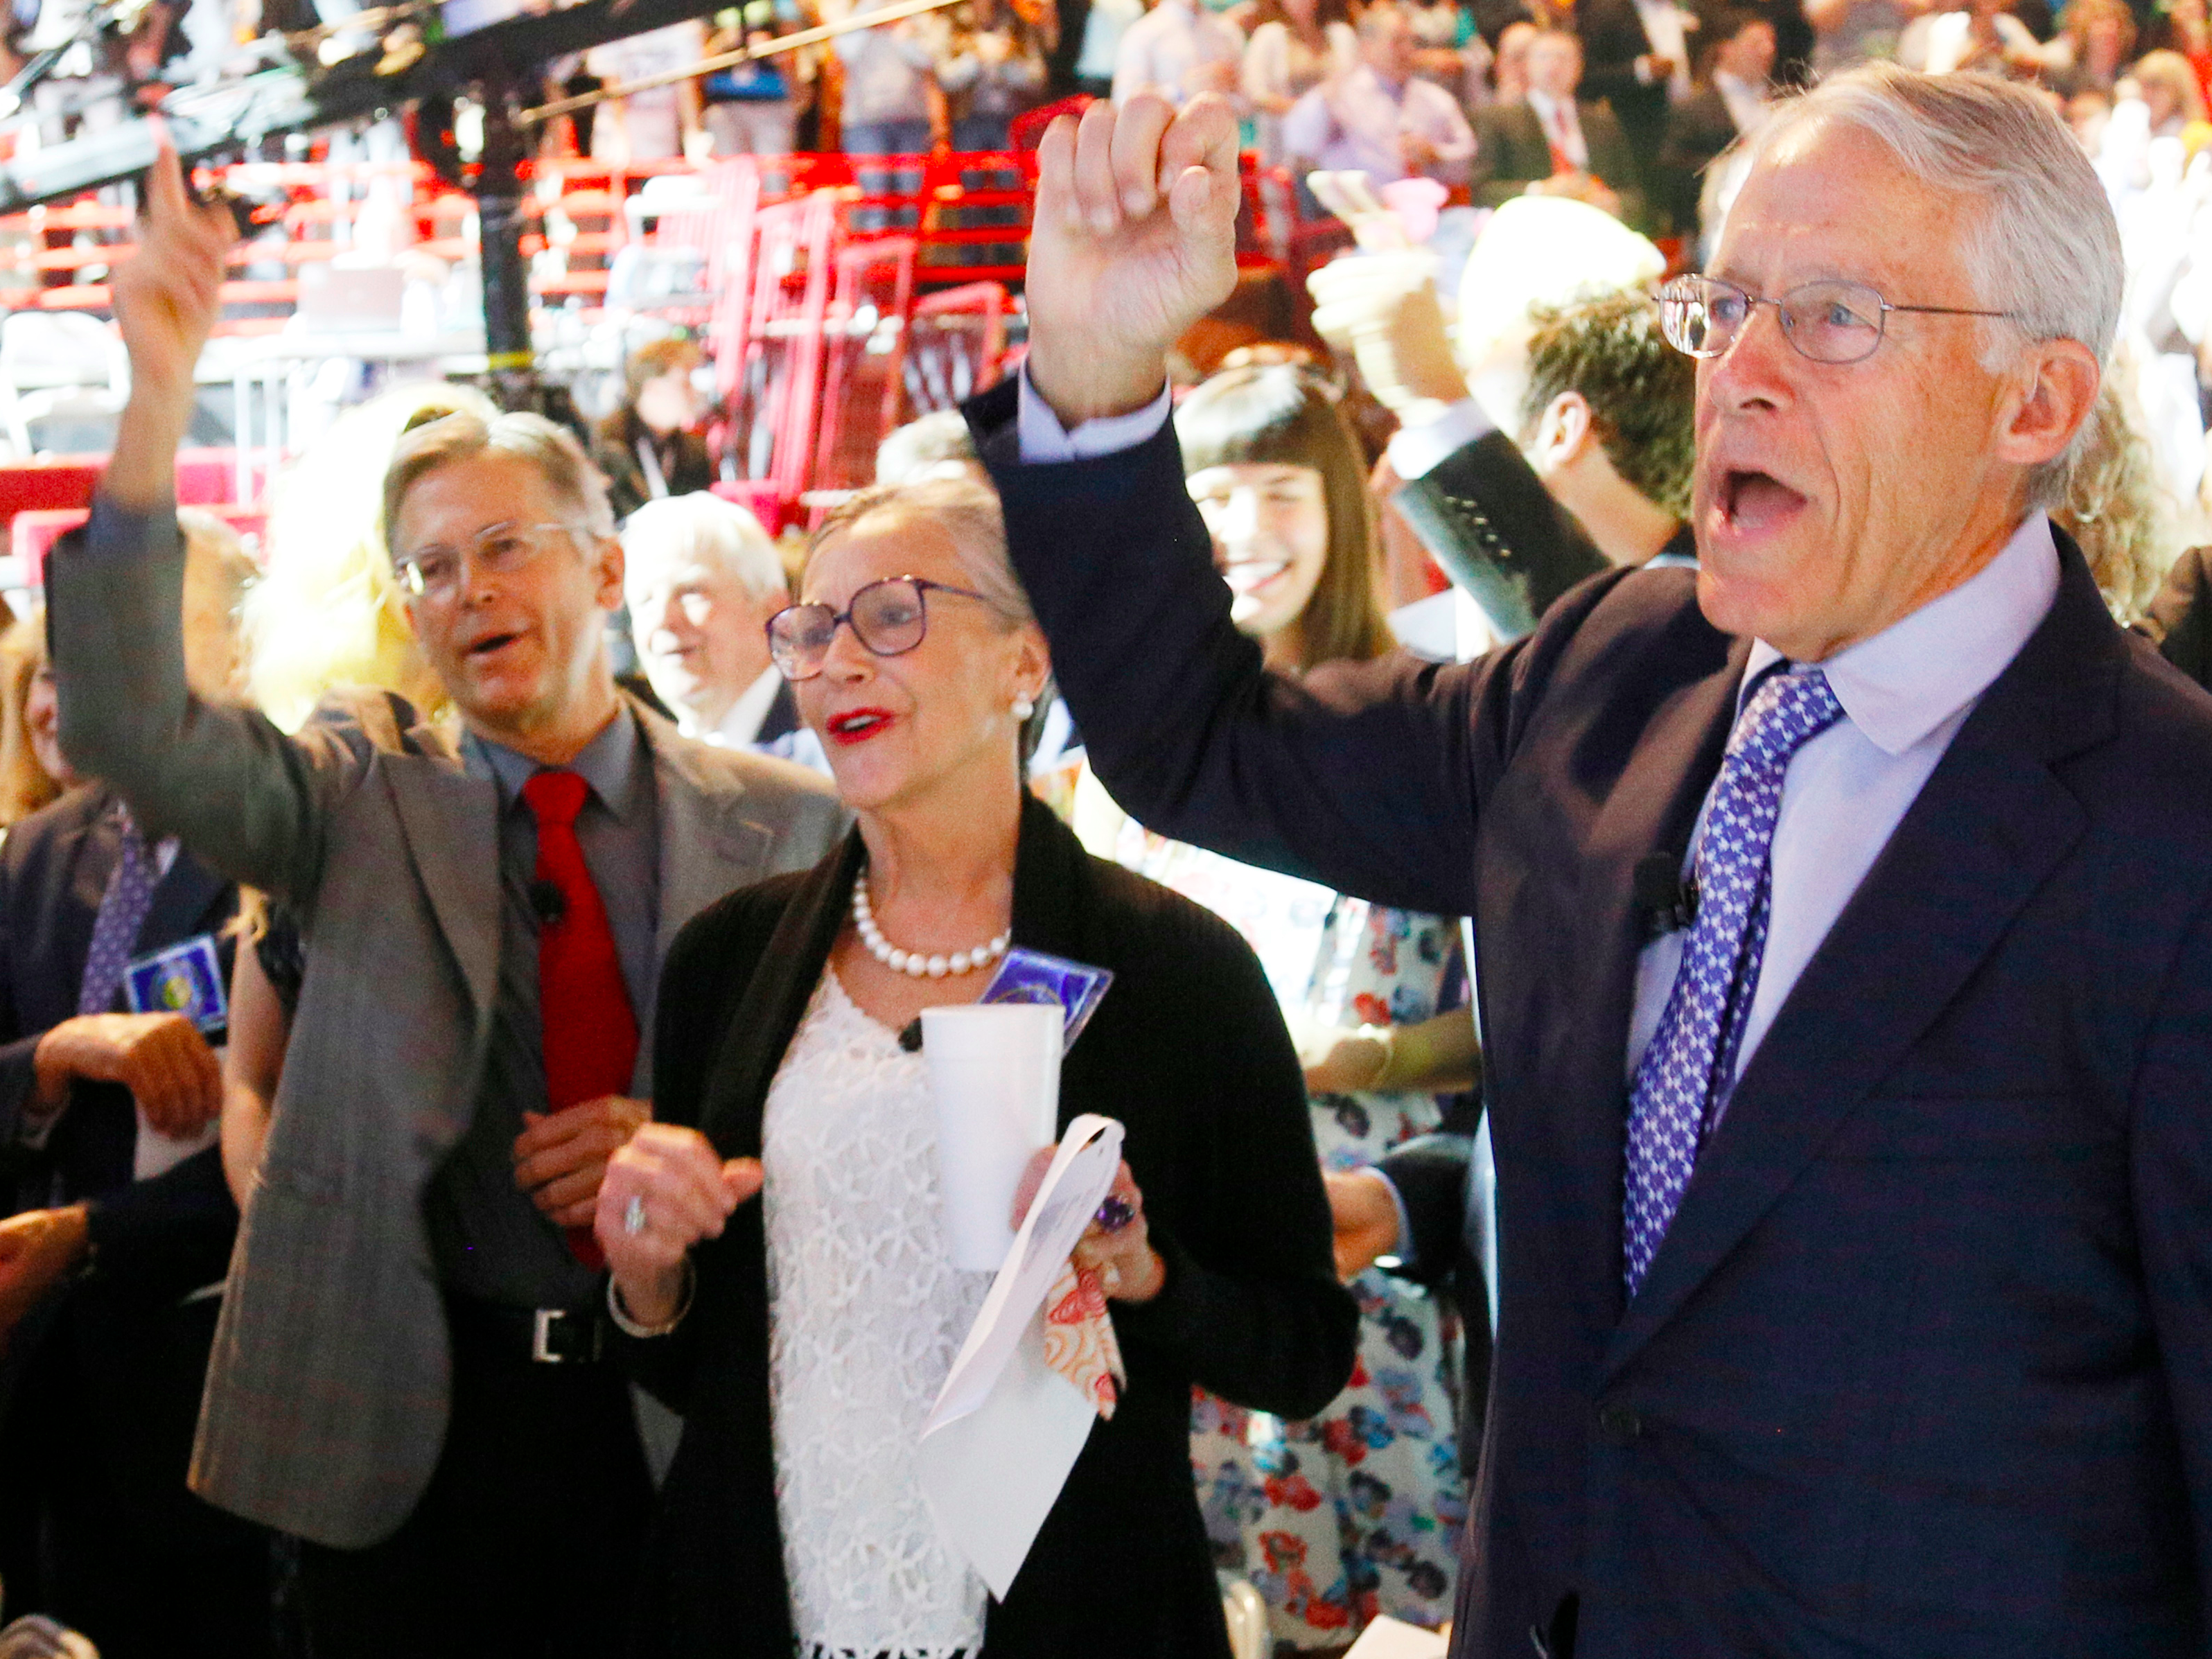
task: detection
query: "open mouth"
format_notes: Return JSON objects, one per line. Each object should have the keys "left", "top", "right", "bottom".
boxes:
{"left": 468, "top": 630, "right": 524, "bottom": 660}
{"left": 1221, "top": 557, "right": 1292, "bottom": 597}
{"left": 827, "top": 708, "right": 894, "bottom": 746}
{"left": 1719, "top": 469, "right": 1809, "bottom": 535}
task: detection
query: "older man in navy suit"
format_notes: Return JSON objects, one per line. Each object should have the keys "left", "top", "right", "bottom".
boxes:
{"left": 972, "top": 67, "right": 2212, "bottom": 1658}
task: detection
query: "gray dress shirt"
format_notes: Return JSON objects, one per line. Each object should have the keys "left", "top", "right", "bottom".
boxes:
{"left": 426, "top": 708, "right": 662, "bottom": 1309}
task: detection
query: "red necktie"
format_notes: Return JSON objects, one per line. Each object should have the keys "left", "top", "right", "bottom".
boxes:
{"left": 1545, "top": 101, "right": 1574, "bottom": 173}
{"left": 523, "top": 769, "right": 640, "bottom": 1270}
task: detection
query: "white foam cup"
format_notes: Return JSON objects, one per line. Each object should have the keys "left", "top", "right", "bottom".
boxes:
{"left": 920, "top": 1003, "right": 1064, "bottom": 1271}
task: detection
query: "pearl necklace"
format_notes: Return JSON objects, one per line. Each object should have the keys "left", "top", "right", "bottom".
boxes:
{"left": 852, "top": 870, "right": 1012, "bottom": 979}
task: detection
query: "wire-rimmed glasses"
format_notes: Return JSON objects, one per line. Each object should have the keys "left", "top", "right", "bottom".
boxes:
{"left": 1657, "top": 273, "right": 2019, "bottom": 365}
{"left": 766, "top": 575, "right": 994, "bottom": 681}
{"left": 395, "top": 521, "right": 585, "bottom": 602}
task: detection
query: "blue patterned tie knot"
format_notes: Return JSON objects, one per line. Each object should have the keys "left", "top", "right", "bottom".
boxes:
{"left": 1622, "top": 666, "right": 1845, "bottom": 1297}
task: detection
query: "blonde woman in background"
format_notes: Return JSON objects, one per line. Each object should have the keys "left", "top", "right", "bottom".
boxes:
{"left": 241, "top": 380, "right": 492, "bottom": 734}
{"left": 218, "top": 380, "right": 489, "bottom": 1203}
{"left": 0, "top": 605, "right": 70, "bottom": 831}
{"left": 2127, "top": 48, "right": 2210, "bottom": 138}
{"left": 2059, "top": 377, "right": 2186, "bottom": 623}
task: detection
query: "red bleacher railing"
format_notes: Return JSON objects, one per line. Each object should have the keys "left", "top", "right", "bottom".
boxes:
{"left": 0, "top": 148, "right": 1052, "bottom": 317}
{"left": 0, "top": 142, "right": 1344, "bottom": 530}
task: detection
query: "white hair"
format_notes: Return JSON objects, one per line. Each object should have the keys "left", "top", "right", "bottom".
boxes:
{"left": 1745, "top": 64, "right": 2123, "bottom": 504}
{"left": 620, "top": 491, "right": 789, "bottom": 604}
{"left": 875, "top": 410, "right": 977, "bottom": 485}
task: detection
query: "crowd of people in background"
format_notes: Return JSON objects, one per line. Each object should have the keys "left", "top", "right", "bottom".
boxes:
{"left": 9, "top": 0, "right": 2212, "bottom": 210}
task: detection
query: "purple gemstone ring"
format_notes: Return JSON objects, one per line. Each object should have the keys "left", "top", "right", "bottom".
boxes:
{"left": 1094, "top": 1195, "right": 1137, "bottom": 1233}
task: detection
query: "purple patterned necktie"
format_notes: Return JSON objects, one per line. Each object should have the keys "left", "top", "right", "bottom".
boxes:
{"left": 1622, "top": 666, "right": 1845, "bottom": 1297}
{"left": 78, "top": 811, "right": 156, "bottom": 1017}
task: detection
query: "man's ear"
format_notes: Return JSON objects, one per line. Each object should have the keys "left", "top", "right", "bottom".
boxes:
{"left": 1527, "top": 390, "right": 1593, "bottom": 476}
{"left": 594, "top": 536, "right": 627, "bottom": 613}
{"left": 1995, "top": 337, "right": 2099, "bottom": 473}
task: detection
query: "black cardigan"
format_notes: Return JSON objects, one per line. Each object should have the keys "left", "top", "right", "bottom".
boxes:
{"left": 615, "top": 793, "right": 1360, "bottom": 1658}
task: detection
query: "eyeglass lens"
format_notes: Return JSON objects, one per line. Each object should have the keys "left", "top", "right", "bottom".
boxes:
{"left": 769, "top": 578, "right": 932, "bottom": 677}
{"left": 1661, "top": 278, "right": 1888, "bottom": 365}
{"left": 402, "top": 524, "right": 561, "bottom": 598}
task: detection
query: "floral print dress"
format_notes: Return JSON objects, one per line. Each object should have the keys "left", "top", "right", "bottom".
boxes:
{"left": 1070, "top": 769, "right": 1470, "bottom": 1651}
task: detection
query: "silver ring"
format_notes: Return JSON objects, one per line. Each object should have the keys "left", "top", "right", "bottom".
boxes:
{"left": 622, "top": 1195, "right": 647, "bottom": 1236}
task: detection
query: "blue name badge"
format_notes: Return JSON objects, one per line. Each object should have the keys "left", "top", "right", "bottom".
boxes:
{"left": 979, "top": 947, "right": 1114, "bottom": 1053}
{"left": 123, "top": 935, "right": 228, "bottom": 1035}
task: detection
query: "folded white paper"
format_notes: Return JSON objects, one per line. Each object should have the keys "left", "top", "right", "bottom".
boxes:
{"left": 1343, "top": 1616, "right": 1451, "bottom": 1659}
{"left": 132, "top": 1043, "right": 225, "bottom": 1181}
{"left": 918, "top": 1112, "right": 1123, "bottom": 1597}
{"left": 132, "top": 1111, "right": 220, "bottom": 1182}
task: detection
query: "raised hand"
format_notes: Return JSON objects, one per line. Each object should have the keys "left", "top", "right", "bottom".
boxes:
{"left": 1024, "top": 93, "right": 1243, "bottom": 426}
{"left": 106, "top": 128, "right": 238, "bottom": 509}
{"left": 116, "top": 131, "right": 234, "bottom": 403}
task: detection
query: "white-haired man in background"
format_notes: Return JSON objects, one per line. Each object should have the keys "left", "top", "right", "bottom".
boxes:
{"left": 622, "top": 492, "right": 804, "bottom": 756}
{"left": 972, "top": 66, "right": 2212, "bottom": 1659}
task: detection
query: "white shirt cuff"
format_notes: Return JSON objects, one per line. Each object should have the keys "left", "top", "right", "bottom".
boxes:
{"left": 1385, "top": 396, "right": 1496, "bottom": 481}
{"left": 1016, "top": 365, "right": 1175, "bottom": 462}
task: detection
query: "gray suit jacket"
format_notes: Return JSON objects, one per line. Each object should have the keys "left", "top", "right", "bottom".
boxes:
{"left": 46, "top": 498, "right": 846, "bottom": 1548}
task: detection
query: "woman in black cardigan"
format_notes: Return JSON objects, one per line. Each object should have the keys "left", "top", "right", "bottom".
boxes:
{"left": 593, "top": 474, "right": 1358, "bottom": 1659}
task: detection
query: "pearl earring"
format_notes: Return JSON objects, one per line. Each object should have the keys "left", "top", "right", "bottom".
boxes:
{"left": 1012, "top": 694, "right": 1037, "bottom": 721}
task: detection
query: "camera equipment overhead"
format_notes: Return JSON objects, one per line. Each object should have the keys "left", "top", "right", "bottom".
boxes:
{"left": 0, "top": 0, "right": 962, "bottom": 394}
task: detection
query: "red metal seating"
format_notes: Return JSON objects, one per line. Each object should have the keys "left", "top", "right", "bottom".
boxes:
{"left": 904, "top": 279, "right": 1012, "bottom": 412}
{"left": 814, "top": 236, "right": 918, "bottom": 493}
{"left": 12, "top": 503, "right": 267, "bottom": 579}
{"left": 0, "top": 457, "right": 102, "bottom": 523}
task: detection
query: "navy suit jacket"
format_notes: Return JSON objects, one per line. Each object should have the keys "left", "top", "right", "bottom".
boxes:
{"left": 970, "top": 378, "right": 2212, "bottom": 1659}
{"left": 0, "top": 783, "right": 249, "bottom": 1596}
{"left": 0, "top": 782, "right": 240, "bottom": 1294}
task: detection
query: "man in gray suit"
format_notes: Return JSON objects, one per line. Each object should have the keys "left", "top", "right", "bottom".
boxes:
{"left": 46, "top": 143, "right": 845, "bottom": 1657}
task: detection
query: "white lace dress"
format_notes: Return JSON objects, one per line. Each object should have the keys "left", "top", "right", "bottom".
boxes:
{"left": 762, "top": 971, "right": 994, "bottom": 1659}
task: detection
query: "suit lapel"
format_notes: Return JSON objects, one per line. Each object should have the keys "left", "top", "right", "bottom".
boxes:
{"left": 49, "top": 791, "right": 114, "bottom": 1012}
{"left": 640, "top": 708, "right": 780, "bottom": 1096}
{"left": 1548, "top": 640, "right": 1746, "bottom": 1326}
{"left": 1604, "top": 545, "right": 2115, "bottom": 1376}
{"left": 645, "top": 710, "right": 778, "bottom": 964}
{"left": 64, "top": 789, "right": 121, "bottom": 924}
{"left": 382, "top": 750, "right": 501, "bottom": 1028}
{"left": 132, "top": 846, "right": 231, "bottom": 964}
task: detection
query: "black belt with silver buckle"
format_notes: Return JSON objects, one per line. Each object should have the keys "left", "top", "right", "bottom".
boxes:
{"left": 448, "top": 1297, "right": 606, "bottom": 1364}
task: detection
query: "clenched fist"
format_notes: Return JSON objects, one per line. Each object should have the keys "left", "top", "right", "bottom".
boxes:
{"left": 1024, "top": 93, "right": 1243, "bottom": 426}
{"left": 595, "top": 1123, "right": 763, "bottom": 1328}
